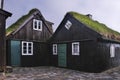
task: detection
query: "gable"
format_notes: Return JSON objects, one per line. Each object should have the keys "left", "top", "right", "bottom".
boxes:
{"left": 6, "top": 8, "right": 53, "bottom": 36}
{"left": 6, "top": 8, "right": 53, "bottom": 41}
{"left": 50, "top": 14, "right": 100, "bottom": 42}
{"left": 50, "top": 12, "right": 120, "bottom": 43}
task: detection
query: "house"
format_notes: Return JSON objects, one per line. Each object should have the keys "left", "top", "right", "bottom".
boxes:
{"left": 6, "top": 8, "right": 53, "bottom": 67}
{"left": 0, "top": 9, "right": 12, "bottom": 71}
{"left": 49, "top": 12, "right": 120, "bottom": 73}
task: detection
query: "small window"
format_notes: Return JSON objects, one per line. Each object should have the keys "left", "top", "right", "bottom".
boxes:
{"left": 53, "top": 44, "right": 57, "bottom": 55}
{"left": 34, "top": 21, "right": 37, "bottom": 29}
{"left": 22, "top": 41, "right": 33, "bottom": 55}
{"left": 72, "top": 42, "right": 80, "bottom": 55}
{"left": 110, "top": 45, "right": 115, "bottom": 58}
{"left": 33, "top": 19, "right": 42, "bottom": 31}
{"left": 65, "top": 20, "right": 72, "bottom": 30}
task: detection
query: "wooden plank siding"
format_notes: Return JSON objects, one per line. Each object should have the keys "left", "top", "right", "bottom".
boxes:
{"left": 49, "top": 12, "right": 120, "bottom": 73}
{"left": 6, "top": 9, "right": 53, "bottom": 67}
{"left": 10, "top": 18, "right": 51, "bottom": 41}
{"left": 21, "top": 41, "right": 49, "bottom": 67}
{"left": 49, "top": 41, "right": 120, "bottom": 73}
{"left": 6, "top": 39, "right": 49, "bottom": 67}
{"left": 50, "top": 13, "right": 101, "bottom": 43}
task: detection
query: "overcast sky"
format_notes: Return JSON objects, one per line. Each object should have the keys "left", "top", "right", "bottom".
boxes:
{"left": 4, "top": 0, "right": 120, "bottom": 32}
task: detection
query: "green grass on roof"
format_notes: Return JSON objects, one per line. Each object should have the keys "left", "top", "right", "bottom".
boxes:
{"left": 6, "top": 8, "right": 38, "bottom": 36}
{"left": 69, "top": 12, "right": 120, "bottom": 40}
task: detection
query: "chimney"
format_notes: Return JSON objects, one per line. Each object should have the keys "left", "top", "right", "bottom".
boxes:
{"left": 86, "top": 14, "right": 92, "bottom": 19}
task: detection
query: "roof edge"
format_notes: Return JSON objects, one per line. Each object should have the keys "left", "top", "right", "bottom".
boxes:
{"left": 0, "top": 9, "right": 12, "bottom": 17}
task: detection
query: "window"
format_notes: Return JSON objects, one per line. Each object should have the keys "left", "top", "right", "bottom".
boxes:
{"left": 53, "top": 44, "right": 57, "bottom": 55}
{"left": 110, "top": 45, "right": 115, "bottom": 58}
{"left": 65, "top": 20, "right": 72, "bottom": 30}
{"left": 72, "top": 42, "right": 80, "bottom": 55}
{"left": 33, "top": 19, "right": 42, "bottom": 31}
{"left": 22, "top": 41, "right": 33, "bottom": 55}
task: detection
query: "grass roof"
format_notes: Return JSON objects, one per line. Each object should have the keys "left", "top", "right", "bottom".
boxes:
{"left": 69, "top": 12, "right": 120, "bottom": 40}
{"left": 6, "top": 8, "right": 38, "bottom": 36}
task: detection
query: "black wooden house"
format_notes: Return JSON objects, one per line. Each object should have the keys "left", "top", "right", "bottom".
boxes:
{"left": 49, "top": 12, "right": 120, "bottom": 72}
{"left": 6, "top": 8, "right": 53, "bottom": 67}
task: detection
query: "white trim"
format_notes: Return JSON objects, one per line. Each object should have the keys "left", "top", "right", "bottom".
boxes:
{"left": 65, "top": 20, "right": 72, "bottom": 30}
{"left": 110, "top": 45, "right": 115, "bottom": 58}
{"left": 22, "top": 41, "right": 33, "bottom": 55}
{"left": 33, "top": 19, "right": 42, "bottom": 31}
{"left": 53, "top": 44, "right": 57, "bottom": 55}
{"left": 72, "top": 42, "right": 80, "bottom": 55}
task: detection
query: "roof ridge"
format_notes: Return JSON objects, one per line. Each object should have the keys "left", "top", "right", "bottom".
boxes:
{"left": 68, "top": 11, "right": 120, "bottom": 41}
{"left": 6, "top": 8, "right": 40, "bottom": 36}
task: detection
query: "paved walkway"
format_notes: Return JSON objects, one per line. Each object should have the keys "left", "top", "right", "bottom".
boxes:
{"left": 0, "top": 66, "right": 119, "bottom": 80}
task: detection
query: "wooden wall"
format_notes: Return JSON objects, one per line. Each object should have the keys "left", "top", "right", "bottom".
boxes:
{"left": 13, "top": 20, "right": 51, "bottom": 41}
{"left": 50, "top": 13, "right": 101, "bottom": 43}
{"left": 10, "top": 15, "right": 52, "bottom": 42}
{"left": 6, "top": 40, "right": 50, "bottom": 67}
{"left": 49, "top": 13, "right": 120, "bottom": 72}
{"left": 21, "top": 41, "right": 49, "bottom": 67}
{"left": 49, "top": 41, "right": 120, "bottom": 73}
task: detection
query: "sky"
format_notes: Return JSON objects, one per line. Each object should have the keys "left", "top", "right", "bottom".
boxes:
{"left": 4, "top": 0, "right": 120, "bottom": 32}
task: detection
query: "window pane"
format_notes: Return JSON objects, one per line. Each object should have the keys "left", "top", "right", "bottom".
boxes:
{"left": 38, "top": 22, "right": 41, "bottom": 29}
{"left": 65, "top": 20, "right": 72, "bottom": 30}
{"left": 53, "top": 44, "right": 57, "bottom": 55}
{"left": 23, "top": 47, "right": 27, "bottom": 49}
{"left": 72, "top": 42, "right": 79, "bottom": 55}
{"left": 28, "top": 50, "right": 31, "bottom": 53}
{"left": 28, "top": 47, "right": 31, "bottom": 49}
{"left": 33, "top": 19, "right": 42, "bottom": 31}
{"left": 23, "top": 50, "right": 27, "bottom": 53}
{"left": 74, "top": 44, "right": 79, "bottom": 53}
{"left": 28, "top": 43, "right": 31, "bottom": 46}
{"left": 110, "top": 45, "right": 115, "bottom": 57}
{"left": 22, "top": 42, "right": 27, "bottom": 54}
{"left": 54, "top": 46, "right": 57, "bottom": 53}
{"left": 23, "top": 43, "right": 27, "bottom": 46}
{"left": 34, "top": 21, "right": 37, "bottom": 29}
{"left": 22, "top": 41, "right": 33, "bottom": 55}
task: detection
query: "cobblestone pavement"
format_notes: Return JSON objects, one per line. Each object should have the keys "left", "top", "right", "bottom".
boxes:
{"left": 0, "top": 66, "right": 119, "bottom": 80}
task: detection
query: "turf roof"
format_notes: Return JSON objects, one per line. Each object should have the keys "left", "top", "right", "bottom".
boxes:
{"left": 69, "top": 12, "right": 120, "bottom": 41}
{"left": 6, "top": 8, "right": 38, "bottom": 36}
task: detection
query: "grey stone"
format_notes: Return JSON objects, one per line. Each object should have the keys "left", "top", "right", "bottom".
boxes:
{"left": 0, "top": 66, "right": 119, "bottom": 80}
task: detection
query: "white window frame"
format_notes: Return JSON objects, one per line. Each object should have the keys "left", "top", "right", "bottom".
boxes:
{"left": 53, "top": 44, "right": 57, "bottom": 55}
{"left": 72, "top": 42, "right": 80, "bottom": 55}
{"left": 110, "top": 45, "right": 115, "bottom": 58}
{"left": 65, "top": 20, "right": 72, "bottom": 30}
{"left": 22, "top": 41, "right": 33, "bottom": 55}
{"left": 33, "top": 19, "right": 42, "bottom": 31}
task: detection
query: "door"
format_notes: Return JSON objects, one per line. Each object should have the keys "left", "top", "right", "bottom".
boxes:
{"left": 58, "top": 44, "right": 67, "bottom": 67}
{"left": 11, "top": 40, "right": 21, "bottom": 66}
